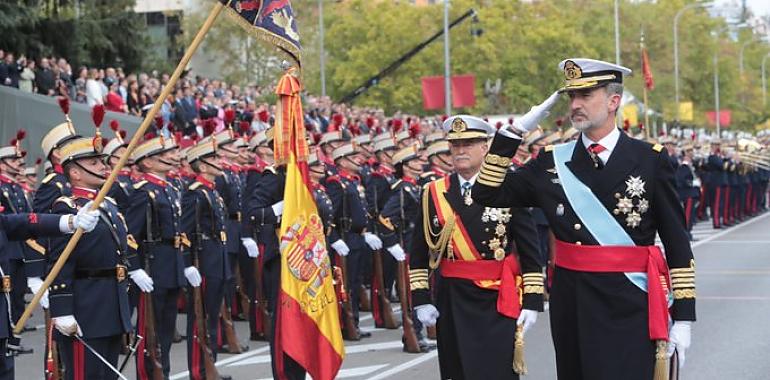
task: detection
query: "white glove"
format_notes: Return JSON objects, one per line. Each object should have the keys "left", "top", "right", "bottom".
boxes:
{"left": 53, "top": 315, "right": 82, "bottom": 336}
{"left": 184, "top": 266, "right": 202, "bottom": 287}
{"left": 241, "top": 238, "right": 259, "bottom": 258}
{"left": 363, "top": 232, "right": 383, "bottom": 250}
{"left": 386, "top": 244, "right": 406, "bottom": 262}
{"left": 512, "top": 91, "right": 561, "bottom": 133}
{"left": 74, "top": 201, "right": 100, "bottom": 232}
{"left": 271, "top": 201, "right": 284, "bottom": 217}
{"left": 330, "top": 239, "right": 350, "bottom": 257}
{"left": 667, "top": 321, "right": 692, "bottom": 370}
{"left": 27, "top": 277, "right": 49, "bottom": 309}
{"left": 129, "top": 269, "right": 154, "bottom": 293}
{"left": 517, "top": 309, "right": 539, "bottom": 335}
{"left": 415, "top": 304, "right": 440, "bottom": 327}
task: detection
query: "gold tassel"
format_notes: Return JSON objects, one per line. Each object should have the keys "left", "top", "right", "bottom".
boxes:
{"left": 513, "top": 325, "right": 527, "bottom": 375}
{"left": 653, "top": 340, "right": 669, "bottom": 380}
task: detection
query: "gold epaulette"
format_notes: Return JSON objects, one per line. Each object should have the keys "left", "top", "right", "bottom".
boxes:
{"left": 53, "top": 196, "right": 76, "bottom": 209}
{"left": 409, "top": 269, "right": 429, "bottom": 291}
{"left": 379, "top": 215, "right": 395, "bottom": 231}
{"left": 126, "top": 234, "right": 139, "bottom": 250}
{"left": 133, "top": 180, "right": 148, "bottom": 190}
{"left": 25, "top": 239, "right": 46, "bottom": 255}
{"left": 390, "top": 179, "right": 403, "bottom": 190}
{"left": 544, "top": 145, "right": 554, "bottom": 152}
{"left": 670, "top": 259, "right": 696, "bottom": 300}
{"left": 41, "top": 173, "right": 56, "bottom": 184}
{"left": 522, "top": 272, "right": 545, "bottom": 295}
{"left": 189, "top": 182, "right": 202, "bottom": 191}
{"left": 652, "top": 144, "right": 664, "bottom": 153}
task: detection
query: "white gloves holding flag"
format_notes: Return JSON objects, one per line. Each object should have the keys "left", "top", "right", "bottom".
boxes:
{"left": 363, "top": 232, "right": 383, "bottom": 250}
{"left": 129, "top": 269, "right": 154, "bottom": 293}
{"left": 415, "top": 304, "right": 440, "bottom": 327}
{"left": 53, "top": 315, "right": 82, "bottom": 336}
{"left": 667, "top": 321, "right": 692, "bottom": 370}
{"left": 184, "top": 266, "right": 202, "bottom": 287}
{"left": 517, "top": 309, "right": 539, "bottom": 335}
{"left": 331, "top": 239, "right": 350, "bottom": 257}
{"left": 27, "top": 277, "right": 48, "bottom": 309}
{"left": 59, "top": 201, "right": 100, "bottom": 233}
{"left": 241, "top": 238, "right": 259, "bottom": 258}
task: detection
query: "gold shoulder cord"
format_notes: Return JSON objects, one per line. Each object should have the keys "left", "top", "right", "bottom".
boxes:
{"left": 423, "top": 185, "right": 455, "bottom": 270}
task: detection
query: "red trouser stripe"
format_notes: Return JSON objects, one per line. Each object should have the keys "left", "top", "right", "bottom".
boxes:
{"left": 73, "top": 339, "right": 84, "bottom": 380}
{"left": 684, "top": 198, "right": 693, "bottom": 229}
{"left": 713, "top": 187, "right": 721, "bottom": 227}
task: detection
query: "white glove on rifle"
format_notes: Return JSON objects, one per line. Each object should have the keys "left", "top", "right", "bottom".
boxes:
{"left": 241, "top": 238, "right": 259, "bottom": 258}
{"left": 386, "top": 244, "right": 406, "bottom": 262}
{"left": 415, "top": 304, "right": 440, "bottom": 327}
{"left": 53, "top": 315, "right": 82, "bottom": 336}
{"left": 129, "top": 269, "right": 154, "bottom": 293}
{"left": 667, "top": 321, "right": 692, "bottom": 370}
{"left": 271, "top": 201, "right": 284, "bottom": 217}
{"left": 27, "top": 277, "right": 49, "bottom": 309}
{"left": 184, "top": 266, "right": 202, "bottom": 288}
{"left": 331, "top": 239, "right": 350, "bottom": 257}
{"left": 508, "top": 91, "right": 561, "bottom": 134}
{"left": 517, "top": 309, "right": 539, "bottom": 335}
{"left": 363, "top": 232, "right": 383, "bottom": 250}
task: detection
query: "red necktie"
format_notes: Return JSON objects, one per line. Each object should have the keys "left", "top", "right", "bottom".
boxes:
{"left": 587, "top": 143, "right": 606, "bottom": 155}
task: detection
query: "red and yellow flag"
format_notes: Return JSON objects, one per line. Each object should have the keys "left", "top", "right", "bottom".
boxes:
{"left": 641, "top": 46, "right": 654, "bottom": 91}
{"left": 274, "top": 69, "right": 344, "bottom": 380}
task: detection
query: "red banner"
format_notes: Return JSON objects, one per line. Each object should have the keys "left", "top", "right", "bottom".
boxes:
{"left": 642, "top": 48, "right": 654, "bottom": 91}
{"left": 705, "top": 110, "right": 731, "bottom": 127}
{"left": 421, "top": 75, "right": 476, "bottom": 110}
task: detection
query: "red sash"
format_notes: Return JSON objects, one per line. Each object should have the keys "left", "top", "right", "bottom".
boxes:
{"left": 441, "top": 255, "right": 522, "bottom": 319}
{"left": 553, "top": 240, "right": 670, "bottom": 341}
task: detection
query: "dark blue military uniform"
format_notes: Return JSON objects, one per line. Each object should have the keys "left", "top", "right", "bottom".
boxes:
{"left": 0, "top": 212, "right": 62, "bottom": 380}
{"left": 474, "top": 130, "right": 695, "bottom": 380}
{"left": 126, "top": 173, "right": 187, "bottom": 377}
{"left": 181, "top": 176, "right": 230, "bottom": 376}
{"left": 0, "top": 175, "right": 36, "bottom": 326}
{"left": 675, "top": 160, "right": 700, "bottom": 237}
{"left": 49, "top": 189, "right": 132, "bottom": 380}
{"left": 326, "top": 169, "right": 370, "bottom": 331}
{"left": 216, "top": 163, "right": 241, "bottom": 324}
{"left": 706, "top": 152, "right": 727, "bottom": 228}
{"left": 365, "top": 166, "right": 397, "bottom": 303}
{"left": 106, "top": 169, "right": 133, "bottom": 216}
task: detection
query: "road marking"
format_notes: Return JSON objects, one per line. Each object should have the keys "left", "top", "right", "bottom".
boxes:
{"left": 705, "top": 240, "right": 770, "bottom": 244}
{"left": 692, "top": 212, "right": 770, "bottom": 249}
{"left": 169, "top": 345, "right": 272, "bottom": 380}
{"left": 253, "top": 364, "right": 390, "bottom": 380}
{"left": 229, "top": 340, "right": 405, "bottom": 367}
{"left": 363, "top": 350, "right": 438, "bottom": 380}
{"left": 700, "top": 296, "right": 770, "bottom": 301}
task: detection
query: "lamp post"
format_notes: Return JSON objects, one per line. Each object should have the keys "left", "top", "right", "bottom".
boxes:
{"left": 614, "top": 0, "right": 621, "bottom": 65}
{"left": 762, "top": 53, "right": 770, "bottom": 107}
{"left": 319, "top": 0, "right": 326, "bottom": 97}
{"left": 444, "top": 0, "right": 452, "bottom": 116}
{"left": 674, "top": 1, "right": 713, "bottom": 120}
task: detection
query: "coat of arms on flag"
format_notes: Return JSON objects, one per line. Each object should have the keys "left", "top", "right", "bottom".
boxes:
{"left": 280, "top": 213, "right": 331, "bottom": 298}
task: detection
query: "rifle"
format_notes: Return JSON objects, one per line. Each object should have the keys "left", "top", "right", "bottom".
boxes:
{"left": 371, "top": 180, "right": 399, "bottom": 329}
{"left": 233, "top": 260, "right": 250, "bottom": 320}
{"left": 398, "top": 188, "right": 421, "bottom": 353}
{"left": 252, "top": 235, "right": 269, "bottom": 340}
{"left": 192, "top": 199, "right": 219, "bottom": 380}
{"left": 219, "top": 302, "right": 243, "bottom": 354}
{"left": 334, "top": 258, "right": 359, "bottom": 341}
{"left": 139, "top": 202, "right": 164, "bottom": 380}
{"left": 337, "top": 186, "right": 360, "bottom": 340}
{"left": 358, "top": 284, "right": 372, "bottom": 312}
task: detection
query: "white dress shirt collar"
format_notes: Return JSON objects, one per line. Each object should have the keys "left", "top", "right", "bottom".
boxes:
{"left": 581, "top": 127, "right": 621, "bottom": 164}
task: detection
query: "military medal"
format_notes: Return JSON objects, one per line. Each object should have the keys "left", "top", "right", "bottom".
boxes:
{"left": 556, "top": 203, "right": 564, "bottom": 216}
{"left": 464, "top": 194, "right": 473, "bottom": 206}
{"left": 494, "top": 248, "right": 505, "bottom": 261}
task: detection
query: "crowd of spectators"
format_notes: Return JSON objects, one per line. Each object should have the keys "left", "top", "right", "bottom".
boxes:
{"left": 0, "top": 49, "right": 446, "bottom": 142}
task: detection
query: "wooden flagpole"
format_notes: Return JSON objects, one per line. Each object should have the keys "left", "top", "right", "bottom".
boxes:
{"left": 15, "top": 0, "right": 230, "bottom": 334}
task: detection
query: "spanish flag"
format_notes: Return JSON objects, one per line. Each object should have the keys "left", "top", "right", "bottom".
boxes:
{"left": 273, "top": 68, "right": 344, "bottom": 380}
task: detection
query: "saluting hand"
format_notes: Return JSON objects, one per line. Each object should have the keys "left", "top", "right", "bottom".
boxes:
{"left": 511, "top": 91, "right": 561, "bottom": 133}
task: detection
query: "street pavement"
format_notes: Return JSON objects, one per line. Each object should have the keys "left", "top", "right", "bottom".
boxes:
{"left": 15, "top": 212, "right": 770, "bottom": 379}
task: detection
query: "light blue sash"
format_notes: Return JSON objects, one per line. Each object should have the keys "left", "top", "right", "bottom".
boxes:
{"left": 552, "top": 141, "right": 648, "bottom": 292}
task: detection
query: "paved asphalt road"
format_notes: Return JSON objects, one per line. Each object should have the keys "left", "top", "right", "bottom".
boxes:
{"left": 15, "top": 212, "right": 770, "bottom": 379}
